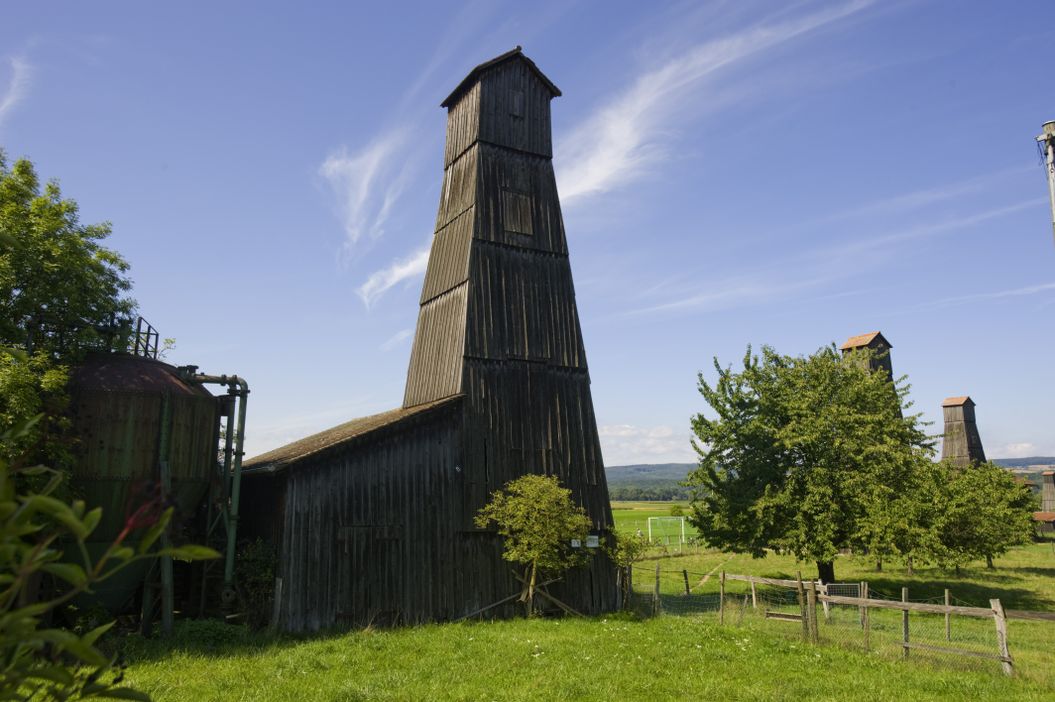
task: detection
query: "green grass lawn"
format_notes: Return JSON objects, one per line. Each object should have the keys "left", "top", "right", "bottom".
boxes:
{"left": 121, "top": 614, "right": 1052, "bottom": 701}
{"left": 117, "top": 508, "right": 1054, "bottom": 700}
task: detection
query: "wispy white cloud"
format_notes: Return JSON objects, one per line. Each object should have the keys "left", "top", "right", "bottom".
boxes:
{"left": 625, "top": 197, "right": 1045, "bottom": 317}
{"left": 379, "top": 328, "right": 414, "bottom": 351}
{"left": 599, "top": 424, "right": 695, "bottom": 465}
{"left": 357, "top": 243, "right": 431, "bottom": 308}
{"left": 0, "top": 57, "right": 31, "bottom": 128}
{"left": 921, "top": 281, "right": 1055, "bottom": 310}
{"left": 555, "top": 0, "right": 874, "bottom": 203}
{"left": 997, "top": 442, "right": 1037, "bottom": 459}
{"left": 319, "top": 129, "right": 414, "bottom": 257}
{"left": 805, "top": 166, "right": 1032, "bottom": 227}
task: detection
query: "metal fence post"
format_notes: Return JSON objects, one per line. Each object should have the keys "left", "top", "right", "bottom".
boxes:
{"left": 944, "top": 589, "right": 951, "bottom": 642}
{"left": 652, "top": 563, "right": 661, "bottom": 616}
{"left": 901, "top": 587, "right": 910, "bottom": 659}
{"left": 719, "top": 571, "right": 726, "bottom": 625}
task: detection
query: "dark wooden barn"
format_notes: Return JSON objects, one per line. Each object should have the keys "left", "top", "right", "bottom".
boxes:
{"left": 940, "top": 396, "right": 986, "bottom": 466}
{"left": 240, "top": 48, "right": 618, "bottom": 632}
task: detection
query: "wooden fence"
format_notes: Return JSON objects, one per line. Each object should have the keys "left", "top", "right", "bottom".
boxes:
{"left": 713, "top": 572, "right": 1055, "bottom": 677}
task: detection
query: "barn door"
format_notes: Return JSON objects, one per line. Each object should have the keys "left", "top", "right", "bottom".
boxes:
{"left": 336, "top": 525, "right": 403, "bottom": 626}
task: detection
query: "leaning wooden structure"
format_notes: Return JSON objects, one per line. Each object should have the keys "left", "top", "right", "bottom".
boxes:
{"left": 940, "top": 396, "right": 986, "bottom": 466}
{"left": 241, "top": 48, "right": 617, "bottom": 631}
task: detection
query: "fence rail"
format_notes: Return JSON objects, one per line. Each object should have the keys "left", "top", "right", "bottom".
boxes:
{"left": 631, "top": 566, "right": 1055, "bottom": 680}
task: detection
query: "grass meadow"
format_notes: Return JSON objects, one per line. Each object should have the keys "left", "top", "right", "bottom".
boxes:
{"left": 116, "top": 504, "right": 1055, "bottom": 700}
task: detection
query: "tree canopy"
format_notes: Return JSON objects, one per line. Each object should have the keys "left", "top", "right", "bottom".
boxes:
{"left": 687, "top": 344, "right": 1037, "bottom": 581}
{"left": 475, "top": 474, "right": 591, "bottom": 614}
{"left": 686, "top": 344, "right": 934, "bottom": 582}
{"left": 0, "top": 153, "right": 135, "bottom": 465}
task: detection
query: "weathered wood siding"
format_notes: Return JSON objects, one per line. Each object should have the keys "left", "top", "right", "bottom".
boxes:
{"left": 941, "top": 402, "right": 986, "bottom": 466}
{"left": 274, "top": 406, "right": 463, "bottom": 631}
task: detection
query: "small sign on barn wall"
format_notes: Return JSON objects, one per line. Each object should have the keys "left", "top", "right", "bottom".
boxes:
{"left": 570, "top": 539, "right": 581, "bottom": 548}
{"left": 586, "top": 535, "right": 599, "bottom": 548}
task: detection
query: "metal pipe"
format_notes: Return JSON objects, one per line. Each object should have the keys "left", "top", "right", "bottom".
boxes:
{"left": 225, "top": 378, "right": 249, "bottom": 588}
{"left": 1036, "top": 121, "right": 1055, "bottom": 245}
{"left": 177, "top": 368, "right": 249, "bottom": 600}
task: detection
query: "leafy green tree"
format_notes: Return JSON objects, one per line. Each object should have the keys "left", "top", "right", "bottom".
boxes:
{"left": 940, "top": 461, "right": 1036, "bottom": 570}
{"left": 603, "top": 532, "right": 649, "bottom": 609}
{"left": 474, "top": 474, "right": 591, "bottom": 616}
{"left": 687, "top": 345, "right": 934, "bottom": 583}
{"left": 0, "top": 153, "right": 135, "bottom": 468}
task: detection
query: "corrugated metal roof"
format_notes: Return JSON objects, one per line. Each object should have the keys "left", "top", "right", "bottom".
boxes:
{"left": 243, "top": 395, "right": 462, "bottom": 473}
{"left": 839, "top": 331, "right": 891, "bottom": 350}
{"left": 441, "top": 46, "right": 561, "bottom": 108}
{"left": 942, "top": 396, "right": 974, "bottom": 407}
{"left": 1033, "top": 511, "right": 1055, "bottom": 522}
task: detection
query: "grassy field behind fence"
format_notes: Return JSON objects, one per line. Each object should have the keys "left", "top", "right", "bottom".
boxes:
{"left": 118, "top": 507, "right": 1054, "bottom": 700}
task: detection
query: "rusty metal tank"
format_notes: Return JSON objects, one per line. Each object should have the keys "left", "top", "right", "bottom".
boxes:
{"left": 67, "top": 353, "right": 219, "bottom": 613}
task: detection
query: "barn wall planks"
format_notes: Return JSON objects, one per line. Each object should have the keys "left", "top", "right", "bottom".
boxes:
{"left": 276, "top": 405, "right": 463, "bottom": 631}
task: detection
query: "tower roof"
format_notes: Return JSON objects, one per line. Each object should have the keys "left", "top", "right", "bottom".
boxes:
{"left": 942, "top": 396, "right": 974, "bottom": 407}
{"left": 840, "top": 331, "right": 891, "bottom": 350}
{"left": 440, "top": 46, "right": 561, "bottom": 108}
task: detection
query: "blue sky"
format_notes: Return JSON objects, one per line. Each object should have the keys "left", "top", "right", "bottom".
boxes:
{"left": 3, "top": 1, "right": 1054, "bottom": 465}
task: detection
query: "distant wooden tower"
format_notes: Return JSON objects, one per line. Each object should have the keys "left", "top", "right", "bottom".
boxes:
{"left": 941, "top": 396, "right": 986, "bottom": 466}
{"left": 840, "top": 331, "right": 894, "bottom": 377}
{"left": 240, "top": 48, "right": 617, "bottom": 631}
{"left": 1035, "top": 470, "right": 1054, "bottom": 509}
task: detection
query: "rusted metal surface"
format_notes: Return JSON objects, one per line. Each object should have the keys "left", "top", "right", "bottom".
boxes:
{"left": 67, "top": 353, "right": 219, "bottom": 612}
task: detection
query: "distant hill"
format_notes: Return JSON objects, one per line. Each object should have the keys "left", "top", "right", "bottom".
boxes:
{"left": 604, "top": 458, "right": 1055, "bottom": 501}
{"left": 605, "top": 463, "right": 695, "bottom": 501}
{"left": 992, "top": 457, "right": 1055, "bottom": 468}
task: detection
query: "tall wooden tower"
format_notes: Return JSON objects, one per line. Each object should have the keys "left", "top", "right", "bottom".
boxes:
{"left": 404, "top": 47, "right": 615, "bottom": 609}
{"left": 240, "top": 48, "right": 618, "bottom": 631}
{"left": 941, "top": 396, "right": 986, "bottom": 466}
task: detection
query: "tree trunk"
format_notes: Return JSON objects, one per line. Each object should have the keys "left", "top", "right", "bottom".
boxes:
{"left": 816, "top": 560, "right": 835, "bottom": 584}
{"left": 907, "top": 557, "right": 914, "bottom": 576}
{"left": 527, "top": 561, "right": 538, "bottom": 617}
{"left": 986, "top": 555, "right": 994, "bottom": 569}
{"left": 876, "top": 559, "right": 882, "bottom": 572}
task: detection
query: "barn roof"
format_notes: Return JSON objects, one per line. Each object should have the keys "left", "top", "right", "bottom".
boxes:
{"left": 1033, "top": 512, "right": 1055, "bottom": 523}
{"left": 441, "top": 46, "right": 561, "bottom": 108}
{"left": 942, "top": 396, "right": 974, "bottom": 407}
{"left": 243, "top": 395, "right": 462, "bottom": 474}
{"left": 839, "top": 331, "right": 891, "bottom": 350}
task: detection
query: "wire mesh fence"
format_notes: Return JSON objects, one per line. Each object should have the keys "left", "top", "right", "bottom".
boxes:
{"left": 626, "top": 566, "right": 1053, "bottom": 683}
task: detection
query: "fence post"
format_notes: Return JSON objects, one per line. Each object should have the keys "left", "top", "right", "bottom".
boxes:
{"left": 750, "top": 579, "right": 757, "bottom": 609}
{"left": 652, "top": 563, "right": 661, "bottom": 616}
{"left": 949, "top": 586, "right": 957, "bottom": 641}
{"left": 859, "top": 581, "right": 866, "bottom": 628}
{"left": 820, "top": 582, "right": 831, "bottom": 623}
{"left": 682, "top": 569, "right": 690, "bottom": 596}
{"left": 862, "top": 582, "right": 870, "bottom": 651}
{"left": 796, "top": 571, "right": 809, "bottom": 642}
{"left": 719, "top": 571, "right": 726, "bottom": 625}
{"left": 990, "top": 598, "right": 1013, "bottom": 677}
{"left": 901, "top": 587, "right": 910, "bottom": 659}
{"left": 807, "top": 580, "right": 819, "bottom": 644}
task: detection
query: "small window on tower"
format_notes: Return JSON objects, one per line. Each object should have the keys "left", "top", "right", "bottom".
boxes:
{"left": 510, "top": 90, "right": 524, "bottom": 118}
{"left": 502, "top": 189, "right": 532, "bottom": 235}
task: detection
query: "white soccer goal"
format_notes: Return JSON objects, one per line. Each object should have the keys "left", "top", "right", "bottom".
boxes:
{"left": 646, "top": 516, "right": 687, "bottom": 545}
